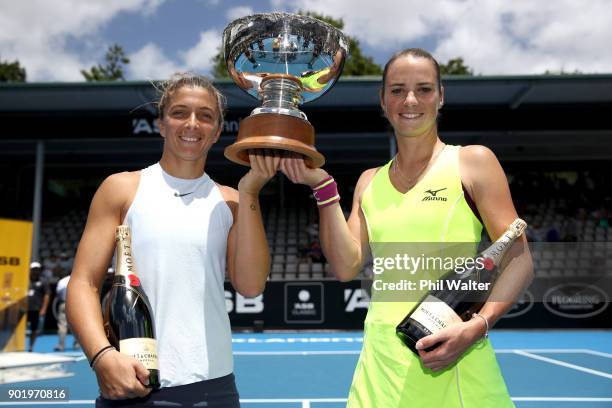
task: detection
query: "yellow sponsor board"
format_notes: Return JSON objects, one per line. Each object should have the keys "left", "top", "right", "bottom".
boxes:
{"left": 0, "top": 218, "right": 33, "bottom": 351}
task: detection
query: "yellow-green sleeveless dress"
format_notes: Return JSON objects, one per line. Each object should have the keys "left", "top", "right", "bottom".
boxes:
{"left": 347, "top": 145, "right": 513, "bottom": 408}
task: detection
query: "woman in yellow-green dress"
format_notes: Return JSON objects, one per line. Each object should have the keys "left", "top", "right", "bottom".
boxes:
{"left": 280, "top": 48, "right": 533, "bottom": 407}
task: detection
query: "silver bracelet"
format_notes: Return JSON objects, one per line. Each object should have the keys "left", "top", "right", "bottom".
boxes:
{"left": 471, "top": 312, "right": 489, "bottom": 340}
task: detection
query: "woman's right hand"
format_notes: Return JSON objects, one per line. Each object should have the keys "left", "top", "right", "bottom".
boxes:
{"left": 238, "top": 149, "right": 282, "bottom": 195}
{"left": 94, "top": 349, "right": 152, "bottom": 400}
{"left": 280, "top": 152, "right": 329, "bottom": 187}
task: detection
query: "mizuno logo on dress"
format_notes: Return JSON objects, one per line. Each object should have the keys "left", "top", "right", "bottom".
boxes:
{"left": 422, "top": 188, "right": 447, "bottom": 202}
{"left": 174, "top": 192, "right": 194, "bottom": 197}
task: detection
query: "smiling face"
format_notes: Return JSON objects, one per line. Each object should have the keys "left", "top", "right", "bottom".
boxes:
{"left": 158, "top": 86, "right": 222, "bottom": 163}
{"left": 380, "top": 55, "right": 444, "bottom": 139}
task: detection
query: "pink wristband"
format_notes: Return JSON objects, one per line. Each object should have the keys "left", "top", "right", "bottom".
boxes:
{"left": 312, "top": 176, "right": 340, "bottom": 208}
{"left": 313, "top": 176, "right": 334, "bottom": 190}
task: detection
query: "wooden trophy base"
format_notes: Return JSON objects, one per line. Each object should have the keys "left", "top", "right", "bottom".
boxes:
{"left": 224, "top": 113, "right": 325, "bottom": 168}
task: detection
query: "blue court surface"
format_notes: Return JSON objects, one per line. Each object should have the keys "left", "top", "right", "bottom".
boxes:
{"left": 1, "top": 330, "right": 611, "bottom": 407}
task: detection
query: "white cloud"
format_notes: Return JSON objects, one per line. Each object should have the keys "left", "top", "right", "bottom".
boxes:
{"left": 0, "top": 0, "right": 165, "bottom": 81}
{"left": 431, "top": 0, "right": 612, "bottom": 74}
{"left": 278, "top": 0, "right": 612, "bottom": 74}
{"left": 181, "top": 30, "right": 223, "bottom": 73}
{"left": 269, "top": 0, "right": 288, "bottom": 10}
{"left": 4, "top": 0, "right": 611, "bottom": 81}
{"left": 128, "top": 30, "right": 222, "bottom": 79}
{"left": 128, "top": 43, "right": 182, "bottom": 80}
{"left": 226, "top": 6, "right": 255, "bottom": 21}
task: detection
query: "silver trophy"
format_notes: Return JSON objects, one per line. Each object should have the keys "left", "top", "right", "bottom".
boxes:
{"left": 223, "top": 12, "right": 348, "bottom": 168}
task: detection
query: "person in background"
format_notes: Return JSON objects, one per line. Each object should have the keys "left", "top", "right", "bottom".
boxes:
{"left": 27, "top": 262, "right": 50, "bottom": 352}
{"left": 58, "top": 252, "right": 74, "bottom": 276}
{"left": 43, "top": 254, "right": 59, "bottom": 278}
{"left": 40, "top": 259, "right": 55, "bottom": 284}
{"left": 53, "top": 269, "right": 79, "bottom": 351}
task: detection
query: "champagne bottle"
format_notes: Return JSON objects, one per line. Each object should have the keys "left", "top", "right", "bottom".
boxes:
{"left": 396, "top": 218, "right": 527, "bottom": 354}
{"left": 103, "top": 225, "right": 160, "bottom": 389}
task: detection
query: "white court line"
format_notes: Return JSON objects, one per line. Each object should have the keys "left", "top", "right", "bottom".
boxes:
{"left": 235, "top": 349, "right": 612, "bottom": 357}
{"left": 241, "top": 398, "right": 347, "bottom": 405}
{"left": 513, "top": 350, "right": 612, "bottom": 380}
{"left": 0, "top": 399, "right": 349, "bottom": 406}
{"left": 496, "top": 348, "right": 612, "bottom": 358}
{"left": 234, "top": 351, "right": 360, "bottom": 355}
{"left": 584, "top": 349, "right": 612, "bottom": 359}
{"left": 3, "top": 397, "right": 612, "bottom": 406}
{"left": 512, "top": 397, "right": 612, "bottom": 402}
{"left": 497, "top": 349, "right": 589, "bottom": 353}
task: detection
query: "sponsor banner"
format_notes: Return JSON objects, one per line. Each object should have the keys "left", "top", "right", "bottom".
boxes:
{"left": 284, "top": 283, "right": 324, "bottom": 323}
{"left": 501, "top": 289, "right": 535, "bottom": 319}
{"left": 498, "top": 277, "right": 612, "bottom": 328}
{"left": 132, "top": 117, "right": 242, "bottom": 136}
{"left": 224, "top": 277, "right": 612, "bottom": 330}
{"left": 225, "top": 281, "right": 368, "bottom": 330}
{"left": 543, "top": 283, "right": 609, "bottom": 319}
{"left": 0, "top": 218, "right": 33, "bottom": 352}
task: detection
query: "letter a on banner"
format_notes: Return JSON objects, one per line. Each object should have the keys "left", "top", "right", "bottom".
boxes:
{"left": 0, "top": 218, "right": 33, "bottom": 352}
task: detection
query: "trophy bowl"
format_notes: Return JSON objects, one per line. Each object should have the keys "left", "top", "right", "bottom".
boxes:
{"left": 223, "top": 12, "right": 348, "bottom": 167}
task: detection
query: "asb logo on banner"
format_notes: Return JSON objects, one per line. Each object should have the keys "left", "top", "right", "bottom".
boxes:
{"left": 284, "top": 282, "right": 324, "bottom": 323}
{"left": 344, "top": 288, "right": 370, "bottom": 312}
{"left": 225, "top": 291, "right": 264, "bottom": 314}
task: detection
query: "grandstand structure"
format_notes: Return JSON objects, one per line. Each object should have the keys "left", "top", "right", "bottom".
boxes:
{"left": 1, "top": 75, "right": 612, "bottom": 329}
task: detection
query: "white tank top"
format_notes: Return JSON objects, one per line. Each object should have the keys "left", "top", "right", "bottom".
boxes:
{"left": 124, "top": 162, "right": 233, "bottom": 387}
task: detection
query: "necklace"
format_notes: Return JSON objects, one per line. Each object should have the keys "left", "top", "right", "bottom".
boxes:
{"left": 392, "top": 144, "right": 445, "bottom": 190}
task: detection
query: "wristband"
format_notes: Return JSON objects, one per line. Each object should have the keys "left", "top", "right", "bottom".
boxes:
{"left": 471, "top": 312, "right": 489, "bottom": 341}
{"left": 89, "top": 345, "right": 115, "bottom": 368}
{"left": 312, "top": 176, "right": 340, "bottom": 208}
{"left": 313, "top": 176, "right": 334, "bottom": 190}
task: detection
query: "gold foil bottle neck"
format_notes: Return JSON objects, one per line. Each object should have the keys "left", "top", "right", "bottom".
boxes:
{"left": 481, "top": 217, "right": 528, "bottom": 267}
{"left": 115, "top": 225, "right": 135, "bottom": 277}
{"left": 116, "top": 225, "right": 132, "bottom": 241}
{"left": 509, "top": 218, "right": 527, "bottom": 237}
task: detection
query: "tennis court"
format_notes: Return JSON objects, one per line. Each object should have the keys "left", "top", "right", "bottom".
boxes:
{"left": 1, "top": 330, "right": 611, "bottom": 407}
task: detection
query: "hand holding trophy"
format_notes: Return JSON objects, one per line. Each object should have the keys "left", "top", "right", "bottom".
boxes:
{"left": 223, "top": 13, "right": 348, "bottom": 168}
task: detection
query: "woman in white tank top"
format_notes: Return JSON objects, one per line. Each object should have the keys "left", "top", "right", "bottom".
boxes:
{"left": 67, "top": 73, "right": 281, "bottom": 407}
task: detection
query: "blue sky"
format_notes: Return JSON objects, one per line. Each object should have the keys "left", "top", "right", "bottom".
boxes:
{"left": 1, "top": 0, "right": 610, "bottom": 82}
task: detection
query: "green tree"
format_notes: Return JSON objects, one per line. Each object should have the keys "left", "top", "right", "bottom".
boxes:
{"left": 81, "top": 44, "right": 130, "bottom": 81}
{"left": 543, "top": 68, "right": 582, "bottom": 75}
{"left": 211, "top": 11, "right": 382, "bottom": 78}
{"left": 439, "top": 57, "right": 473, "bottom": 75}
{"left": 0, "top": 58, "right": 27, "bottom": 82}
{"left": 212, "top": 46, "right": 229, "bottom": 79}
{"left": 300, "top": 11, "right": 382, "bottom": 76}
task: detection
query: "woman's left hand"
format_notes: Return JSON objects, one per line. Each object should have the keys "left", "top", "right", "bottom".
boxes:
{"left": 416, "top": 318, "right": 486, "bottom": 371}
{"left": 238, "top": 149, "right": 281, "bottom": 195}
{"left": 280, "top": 152, "right": 329, "bottom": 187}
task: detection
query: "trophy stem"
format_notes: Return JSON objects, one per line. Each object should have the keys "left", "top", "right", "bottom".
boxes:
{"left": 252, "top": 75, "right": 306, "bottom": 120}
